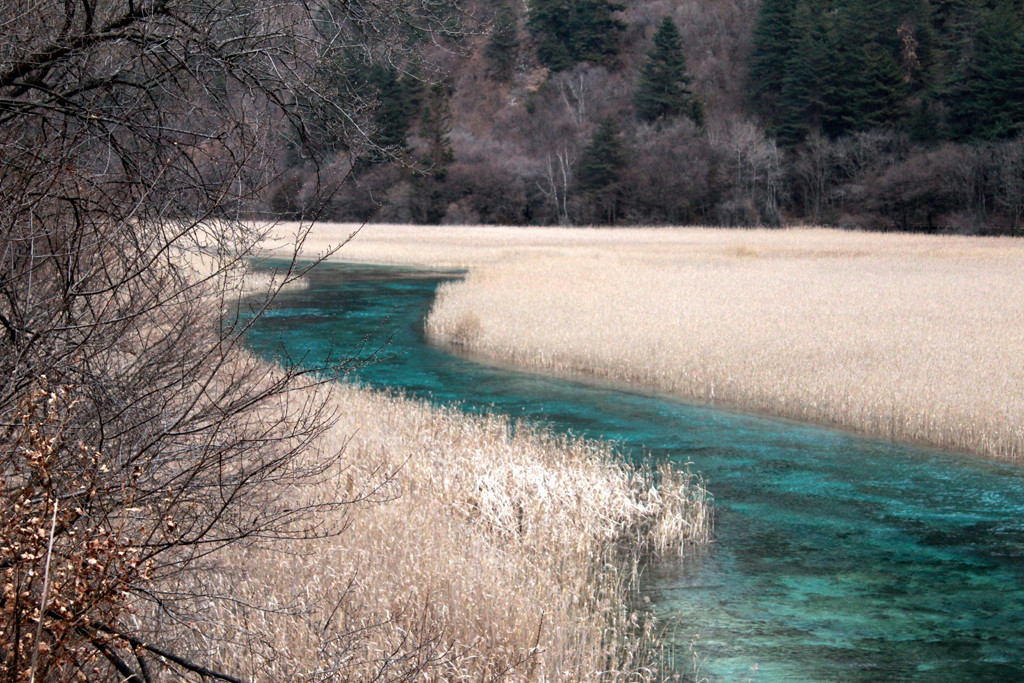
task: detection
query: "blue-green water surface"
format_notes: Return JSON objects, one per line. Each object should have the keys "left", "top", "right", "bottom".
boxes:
{"left": 244, "top": 263, "right": 1024, "bottom": 682}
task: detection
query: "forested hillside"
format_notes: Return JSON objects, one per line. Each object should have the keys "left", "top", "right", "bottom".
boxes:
{"left": 274, "top": 0, "right": 1024, "bottom": 232}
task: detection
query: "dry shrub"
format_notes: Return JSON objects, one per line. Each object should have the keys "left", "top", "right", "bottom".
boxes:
{"left": 1, "top": 382, "right": 150, "bottom": 681}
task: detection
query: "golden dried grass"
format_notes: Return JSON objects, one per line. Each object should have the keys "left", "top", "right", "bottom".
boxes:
{"left": 174, "top": 377, "right": 709, "bottom": 681}
{"left": 259, "top": 223, "right": 1024, "bottom": 461}
{"left": 176, "top": 246, "right": 310, "bottom": 298}
{"left": 143, "top": 242, "right": 711, "bottom": 680}
{"left": 421, "top": 228, "right": 1024, "bottom": 460}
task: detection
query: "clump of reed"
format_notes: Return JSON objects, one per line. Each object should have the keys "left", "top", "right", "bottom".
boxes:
{"left": 422, "top": 228, "right": 1024, "bottom": 461}
{"left": 178, "top": 246, "right": 310, "bottom": 298}
{"left": 162, "top": 377, "right": 710, "bottom": 681}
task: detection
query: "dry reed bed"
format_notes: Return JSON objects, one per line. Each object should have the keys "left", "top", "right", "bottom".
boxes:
{"left": 172, "top": 377, "right": 709, "bottom": 681}
{"left": 410, "top": 227, "right": 1024, "bottom": 461}
{"left": 260, "top": 222, "right": 1024, "bottom": 461}
{"left": 227, "top": 222, "right": 1024, "bottom": 678}
{"left": 163, "top": 239, "right": 711, "bottom": 680}
{"left": 177, "top": 247, "right": 311, "bottom": 299}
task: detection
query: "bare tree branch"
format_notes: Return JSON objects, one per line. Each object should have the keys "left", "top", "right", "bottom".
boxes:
{"left": 0, "top": 0, "right": 464, "bottom": 679}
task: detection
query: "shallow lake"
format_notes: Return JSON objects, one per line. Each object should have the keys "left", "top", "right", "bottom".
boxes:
{"left": 244, "top": 262, "right": 1024, "bottom": 682}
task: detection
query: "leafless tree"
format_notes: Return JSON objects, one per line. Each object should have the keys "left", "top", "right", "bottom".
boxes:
{"left": 996, "top": 136, "right": 1024, "bottom": 229}
{"left": 719, "top": 119, "right": 782, "bottom": 225}
{"left": 538, "top": 148, "right": 575, "bottom": 225}
{"left": 553, "top": 64, "right": 614, "bottom": 128}
{"left": 0, "top": 0, "right": 457, "bottom": 680}
{"left": 620, "top": 118, "right": 716, "bottom": 225}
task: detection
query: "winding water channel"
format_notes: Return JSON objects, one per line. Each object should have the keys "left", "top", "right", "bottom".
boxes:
{"left": 244, "top": 263, "right": 1024, "bottom": 682}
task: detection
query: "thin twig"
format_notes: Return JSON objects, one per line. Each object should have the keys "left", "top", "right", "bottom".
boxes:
{"left": 29, "top": 496, "right": 59, "bottom": 683}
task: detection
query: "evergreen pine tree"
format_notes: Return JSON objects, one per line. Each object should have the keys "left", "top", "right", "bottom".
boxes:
{"left": 485, "top": 5, "right": 520, "bottom": 80}
{"left": 579, "top": 117, "right": 627, "bottom": 223}
{"left": 847, "top": 43, "right": 907, "bottom": 130}
{"left": 775, "top": 1, "right": 837, "bottom": 144}
{"left": 368, "top": 63, "right": 417, "bottom": 151}
{"left": 572, "top": 0, "right": 627, "bottom": 66}
{"left": 946, "top": 0, "right": 1024, "bottom": 139}
{"left": 754, "top": 0, "right": 934, "bottom": 143}
{"left": 828, "top": 1, "right": 908, "bottom": 132}
{"left": 418, "top": 82, "right": 455, "bottom": 176}
{"left": 747, "top": 0, "right": 799, "bottom": 121}
{"left": 773, "top": 0, "right": 910, "bottom": 143}
{"left": 897, "top": 1, "right": 942, "bottom": 97}
{"left": 306, "top": 51, "right": 419, "bottom": 160}
{"left": 529, "top": 0, "right": 574, "bottom": 71}
{"left": 409, "top": 82, "right": 455, "bottom": 223}
{"left": 634, "top": 17, "right": 702, "bottom": 125}
{"left": 529, "top": 0, "right": 625, "bottom": 71}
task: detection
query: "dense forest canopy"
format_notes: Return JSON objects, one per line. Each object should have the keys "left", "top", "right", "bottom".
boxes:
{"left": 750, "top": 0, "right": 1024, "bottom": 144}
{"left": 273, "top": 0, "right": 1024, "bottom": 232}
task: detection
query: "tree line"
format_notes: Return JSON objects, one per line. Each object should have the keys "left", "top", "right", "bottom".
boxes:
{"left": 277, "top": 0, "right": 1024, "bottom": 232}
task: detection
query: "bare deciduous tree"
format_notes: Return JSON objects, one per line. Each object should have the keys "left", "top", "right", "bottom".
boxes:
{"left": 538, "top": 148, "right": 575, "bottom": 225}
{"left": 0, "top": 0, "right": 456, "bottom": 680}
{"left": 996, "top": 137, "right": 1024, "bottom": 229}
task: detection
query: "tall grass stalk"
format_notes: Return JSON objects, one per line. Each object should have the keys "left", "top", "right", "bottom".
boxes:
{"left": 261, "top": 221, "right": 1024, "bottom": 461}
{"left": 161, "top": 377, "right": 709, "bottom": 680}
{"left": 392, "top": 226, "right": 1024, "bottom": 461}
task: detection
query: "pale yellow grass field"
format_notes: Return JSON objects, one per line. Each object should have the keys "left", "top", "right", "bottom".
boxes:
{"left": 183, "top": 378, "right": 709, "bottom": 680}
{"left": 262, "top": 223, "right": 1024, "bottom": 461}
{"left": 155, "top": 244, "right": 712, "bottom": 679}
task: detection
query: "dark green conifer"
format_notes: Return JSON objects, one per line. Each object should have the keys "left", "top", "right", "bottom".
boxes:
{"left": 946, "top": 0, "right": 1024, "bottom": 139}
{"left": 747, "top": 0, "right": 798, "bottom": 120}
{"left": 775, "top": 1, "right": 837, "bottom": 144}
{"left": 529, "top": 0, "right": 574, "bottom": 71}
{"left": 773, "top": 0, "right": 910, "bottom": 144}
{"left": 572, "top": 0, "right": 627, "bottom": 66}
{"left": 528, "top": 0, "right": 625, "bottom": 71}
{"left": 579, "top": 117, "right": 626, "bottom": 223}
{"left": 368, "top": 63, "right": 417, "bottom": 151}
{"left": 304, "top": 50, "right": 419, "bottom": 158}
{"left": 752, "top": 0, "right": 939, "bottom": 144}
{"left": 634, "top": 17, "right": 703, "bottom": 125}
{"left": 897, "top": 3, "right": 942, "bottom": 97}
{"left": 485, "top": 5, "right": 520, "bottom": 81}
{"left": 847, "top": 44, "right": 907, "bottom": 130}
{"left": 419, "top": 82, "right": 455, "bottom": 176}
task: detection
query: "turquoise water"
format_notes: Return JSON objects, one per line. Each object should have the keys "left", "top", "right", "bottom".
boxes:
{"left": 244, "top": 263, "right": 1024, "bottom": 682}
